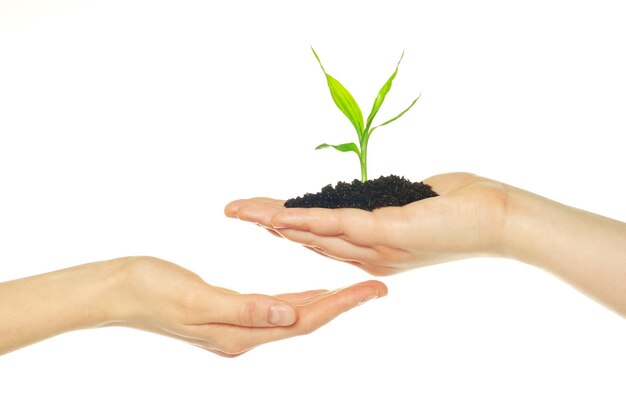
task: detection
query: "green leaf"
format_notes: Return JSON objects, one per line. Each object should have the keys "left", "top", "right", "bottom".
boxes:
{"left": 312, "top": 47, "right": 364, "bottom": 136}
{"left": 365, "top": 51, "right": 404, "bottom": 132}
{"left": 370, "top": 93, "right": 421, "bottom": 134}
{"left": 315, "top": 142, "right": 361, "bottom": 156}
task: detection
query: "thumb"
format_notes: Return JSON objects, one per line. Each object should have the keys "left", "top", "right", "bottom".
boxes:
{"left": 210, "top": 292, "right": 297, "bottom": 327}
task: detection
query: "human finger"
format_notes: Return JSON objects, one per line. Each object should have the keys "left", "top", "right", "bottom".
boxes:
{"left": 235, "top": 203, "right": 285, "bottom": 227}
{"left": 192, "top": 290, "right": 298, "bottom": 327}
{"left": 274, "top": 289, "right": 331, "bottom": 304}
{"left": 276, "top": 228, "right": 378, "bottom": 262}
{"left": 224, "top": 198, "right": 285, "bottom": 218}
{"left": 270, "top": 207, "right": 379, "bottom": 242}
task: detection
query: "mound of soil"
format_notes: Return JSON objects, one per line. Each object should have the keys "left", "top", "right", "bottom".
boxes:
{"left": 284, "top": 175, "right": 438, "bottom": 211}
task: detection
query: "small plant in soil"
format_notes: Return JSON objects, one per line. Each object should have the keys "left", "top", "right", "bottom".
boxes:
{"left": 311, "top": 47, "right": 419, "bottom": 183}
{"left": 285, "top": 48, "right": 438, "bottom": 211}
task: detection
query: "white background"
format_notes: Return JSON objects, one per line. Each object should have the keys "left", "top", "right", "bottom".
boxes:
{"left": 1, "top": 0, "right": 625, "bottom": 417}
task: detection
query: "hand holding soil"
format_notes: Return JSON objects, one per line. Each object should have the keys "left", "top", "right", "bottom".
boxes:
{"left": 225, "top": 172, "right": 626, "bottom": 317}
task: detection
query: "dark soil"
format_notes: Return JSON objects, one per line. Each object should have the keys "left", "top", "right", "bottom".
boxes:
{"left": 284, "top": 175, "right": 438, "bottom": 211}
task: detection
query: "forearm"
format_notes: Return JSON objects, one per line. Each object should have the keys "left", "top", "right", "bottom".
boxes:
{"left": 0, "top": 259, "right": 124, "bottom": 355}
{"left": 503, "top": 186, "right": 626, "bottom": 316}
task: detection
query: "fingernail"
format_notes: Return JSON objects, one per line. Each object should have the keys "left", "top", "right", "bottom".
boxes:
{"left": 224, "top": 204, "right": 238, "bottom": 217}
{"left": 269, "top": 304, "right": 296, "bottom": 326}
{"left": 358, "top": 294, "right": 378, "bottom": 306}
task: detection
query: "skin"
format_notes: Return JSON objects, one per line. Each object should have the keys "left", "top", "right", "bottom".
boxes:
{"left": 0, "top": 256, "right": 387, "bottom": 356}
{"left": 225, "top": 172, "right": 626, "bottom": 317}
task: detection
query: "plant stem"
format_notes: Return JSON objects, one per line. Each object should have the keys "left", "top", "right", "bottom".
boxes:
{"left": 359, "top": 133, "right": 368, "bottom": 182}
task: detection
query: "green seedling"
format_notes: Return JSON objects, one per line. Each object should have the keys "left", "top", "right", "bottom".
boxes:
{"left": 312, "top": 47, "right": 420, "bottom": 182}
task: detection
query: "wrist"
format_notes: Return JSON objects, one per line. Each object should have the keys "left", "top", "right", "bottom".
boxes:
{"left": 73, "top": 257, "right": 134, "bottom": 329}
{"left": 0, "top": 257, "right": 137, "bottom": 354}
{"left": 499, "top": 186, "right": 558, "bottom": 264}
{"left": 93, "top": 256, "right": 147, "bottom": 327}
